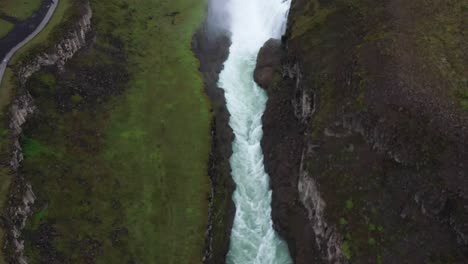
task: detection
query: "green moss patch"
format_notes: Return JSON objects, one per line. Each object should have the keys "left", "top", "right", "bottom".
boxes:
{"left": 0, "top": 19, "right": 14, "bottom": 39}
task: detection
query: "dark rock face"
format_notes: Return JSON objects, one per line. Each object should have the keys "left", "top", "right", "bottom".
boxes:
{"left": 192, "top": 16, "right": 235, "bottom": 264}
{"left": 258, "top": 41, "right": 341, "bottom": 263}
{"left": 254, "top": 39, "right": 283, "bottom": 89}
{"left": 260, "top": 61, "right": 323, "bottom": 264}
{"left": 260, "top": 0, "right": 468, "bottom": 263}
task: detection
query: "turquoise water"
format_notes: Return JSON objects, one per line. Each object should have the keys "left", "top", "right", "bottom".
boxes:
{"left": 217, "top": 0, "right": 293, "bottom": 263}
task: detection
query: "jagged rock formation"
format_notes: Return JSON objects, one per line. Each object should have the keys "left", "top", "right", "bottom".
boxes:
{"left": 9, "top": 94, "right": 36, "bottom": 171}
{"left": 3, "top": 3, "right": 92, "bottom": 263}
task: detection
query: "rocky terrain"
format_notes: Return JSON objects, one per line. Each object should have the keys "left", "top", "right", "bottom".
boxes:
{"left": 259, "top": 0, "right": 468, "bottom": 263}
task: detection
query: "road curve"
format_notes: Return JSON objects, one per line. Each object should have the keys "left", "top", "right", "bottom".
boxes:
{"left": 0, "top": 0, "right": 59, "bottom": 87}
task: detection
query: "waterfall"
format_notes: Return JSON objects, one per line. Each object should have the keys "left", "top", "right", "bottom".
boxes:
{"left": 217, "top": 0, "right": 292, "bottom": 263}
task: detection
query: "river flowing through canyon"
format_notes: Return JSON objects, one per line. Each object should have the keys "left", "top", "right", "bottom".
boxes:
{"left": 217, "top": 0, "right": 292, "bottom": 263}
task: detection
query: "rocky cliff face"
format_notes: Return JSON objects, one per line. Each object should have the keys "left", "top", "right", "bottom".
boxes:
{"left": 260, "top": 0, "right": 468, "bottom": 263}
{"left": 4, "top": 3, "right": 92, "bottom": 263}
{"left": 260, "top": 39, "right": 342, "bottom": 264}
{"left": 193, "top": 12, "right": 235, "bottom": 264}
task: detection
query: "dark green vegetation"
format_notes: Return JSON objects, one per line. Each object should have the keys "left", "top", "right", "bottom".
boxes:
{"left": 2, "top": 0, "right": 213, "bottom": 263}
{"left": 273, "top": 0, "right": 468, "bottom": 262}
{"left": 13, "top": 0, "right": 80, "bottom": 64}
{"left": 0, "top": 0, "right": 42, "bottom": 20}
{"left": 0, "top": 19, "right": 14, "bottom": 38}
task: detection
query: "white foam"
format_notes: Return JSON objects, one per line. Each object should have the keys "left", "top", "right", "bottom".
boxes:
{"left": 217, "top": 0, "right": 292, "bottom": 263}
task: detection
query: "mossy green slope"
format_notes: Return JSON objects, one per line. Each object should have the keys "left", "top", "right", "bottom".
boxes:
{"left": 0, "top": 0, "right": 42, "bottom": 20}
{"left": 11, "top": 0, "right": 211, "bottom": 263}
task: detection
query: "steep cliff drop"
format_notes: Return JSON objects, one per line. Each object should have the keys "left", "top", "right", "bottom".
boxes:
{"left": 217, "top": 0, "right": 292, "bottom": 263}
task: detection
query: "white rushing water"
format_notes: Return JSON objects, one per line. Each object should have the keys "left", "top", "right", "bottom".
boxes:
{"left": 217, "top": 0, "right": 292, "bottom": 263}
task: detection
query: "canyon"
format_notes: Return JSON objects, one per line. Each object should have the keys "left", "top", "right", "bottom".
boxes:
{"left": 0, "top": 0, "right": 466, "bottom": 263}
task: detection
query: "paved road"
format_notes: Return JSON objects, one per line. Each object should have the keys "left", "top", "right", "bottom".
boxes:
{"left": 0, "top": 0, "right": 59, "bottom": 87}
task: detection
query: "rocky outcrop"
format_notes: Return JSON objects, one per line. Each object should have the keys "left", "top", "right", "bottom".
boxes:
{"left": 3, "top": 3, "right": 92, "bottom": 263}
{"left": 9, "top": 94, "right": 36, "bottom": 171}
{"left": 298, "top": 148, "right": 343, "bottom": 263}
{"left": 254, "top": 39, "right": 283, "bottom": 89}
{"left": 18, "top": 1, "right": 92, "bottom": 83}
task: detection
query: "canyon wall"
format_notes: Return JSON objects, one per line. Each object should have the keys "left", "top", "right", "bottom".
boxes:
{"left": 193, "top": 11, "right": 235, "bottom": 264}
{"left": 260, "top": 0, "right": 468, "bottom": 263}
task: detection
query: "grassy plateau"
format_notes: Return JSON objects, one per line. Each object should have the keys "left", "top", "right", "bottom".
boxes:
{"left": 1, "top": 0, "right": 213, "bottom": 263}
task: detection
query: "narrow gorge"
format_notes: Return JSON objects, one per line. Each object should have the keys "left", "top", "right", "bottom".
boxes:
{"left": 216, "top": 0, "right": 292, "bottom": 263}
{"left": 0, "top": 0, "right": 466, "bottom": 263}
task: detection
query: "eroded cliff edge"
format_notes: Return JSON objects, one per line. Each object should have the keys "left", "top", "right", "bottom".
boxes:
{"left": 193, "top": 4, "right": 235, "bottom": 263}
{"left": 260, "top": 0, "right": 468, "bottom": 263}
{"left": 3, "top": 2, "right": 92, "bottom": 263}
